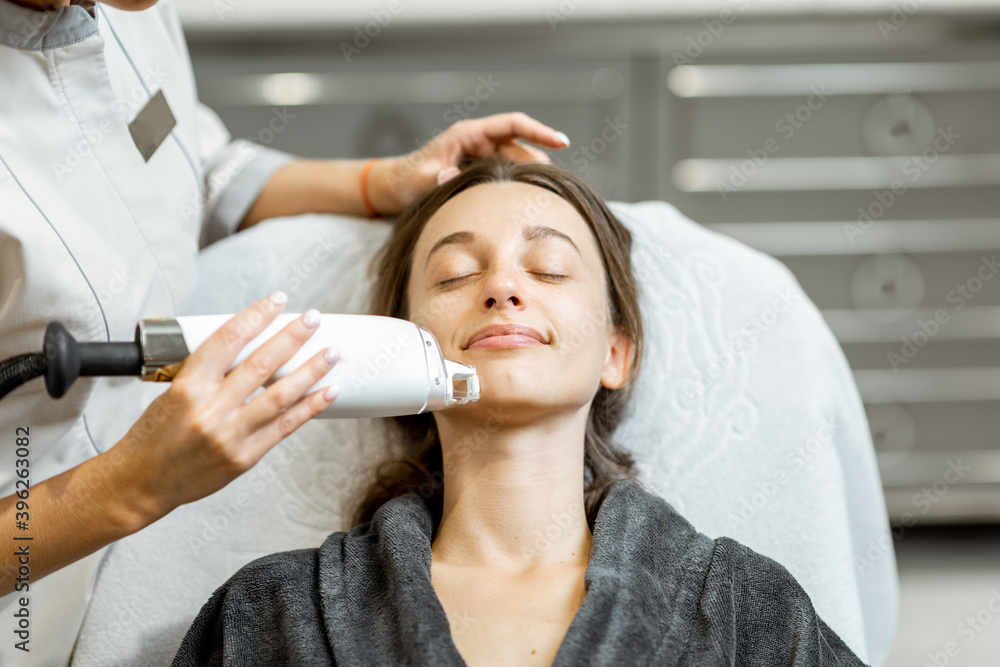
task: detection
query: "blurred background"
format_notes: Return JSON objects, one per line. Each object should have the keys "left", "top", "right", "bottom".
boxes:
{"left": 173, "top": 0, "right": 1000, "bottom": 663}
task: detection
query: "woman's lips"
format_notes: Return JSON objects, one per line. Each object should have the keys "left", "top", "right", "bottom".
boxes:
{"left": 467, "top": 334, "right": 546, "bottom": 350}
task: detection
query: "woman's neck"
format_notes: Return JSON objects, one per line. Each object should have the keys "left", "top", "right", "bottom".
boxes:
{"left": 430, "top": 406, "right": 594, "bottom": 575}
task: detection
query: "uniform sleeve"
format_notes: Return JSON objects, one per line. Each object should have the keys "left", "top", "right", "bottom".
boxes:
{"left": 195, "top": 103, "right": 296, "bottom": 248}
{"left": 171, "top": 549, "right": 335, "bottom": 667}
{"left": 688, "top": 536, "right": 870, "bottom": 666}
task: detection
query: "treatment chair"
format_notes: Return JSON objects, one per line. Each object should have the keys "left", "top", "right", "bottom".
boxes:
{"left": 69, "top": 200, "right": 898, "bottom": 666}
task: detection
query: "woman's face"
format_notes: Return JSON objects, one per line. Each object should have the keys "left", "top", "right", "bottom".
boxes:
{"left": 405, "top": 181, "right": 632, "bottom": 422}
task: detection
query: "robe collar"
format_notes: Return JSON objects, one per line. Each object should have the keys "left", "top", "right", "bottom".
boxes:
{"left": 317, "top": 476, "right": 716, "bottom": 666}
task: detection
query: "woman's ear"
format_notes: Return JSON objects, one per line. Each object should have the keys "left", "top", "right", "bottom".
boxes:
{"left": 600, "top": 325, "right": 633, "bottom": 390}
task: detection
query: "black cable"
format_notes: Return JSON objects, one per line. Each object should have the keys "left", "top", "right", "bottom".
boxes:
{"left": 0, "top": 322, "right": 144, "bottom": 404}
{"left": 0, "top": 353, "right": 46, "bottom": 402}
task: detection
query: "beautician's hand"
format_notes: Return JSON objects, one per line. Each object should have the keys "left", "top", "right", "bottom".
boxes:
{"left": 0, "top": 292, "right": 338, "bottom": 595}
{"left": 110, "top": 292, "right": 339, "bottom": 520}
{"left": 237, "top": 112, "right": 569, "bottom": 230}
{"left": 371, "top": 111, "right": 571, "bottom": 213}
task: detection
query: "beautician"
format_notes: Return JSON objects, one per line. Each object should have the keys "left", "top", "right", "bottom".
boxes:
{"left": 0, "top": 0, "right": 570, "bottom": 662}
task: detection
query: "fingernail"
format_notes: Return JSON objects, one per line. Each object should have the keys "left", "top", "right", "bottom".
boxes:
{"left": 270, "top": 291, "right": 288, "bottom": 306}
{"left": 324, "top": 346, "right": 341, "bottom": 364}
{"left": 323, "top": 385, "right": 339, "bottom": 401}
{"left": 554, "top": 131, "right": 570, "bottom": 147}
{"left": 302, "top": 309, "right": 321, "bottom": 328}
{"left": 437, "top": 167, "right": 459, "bottom": 185}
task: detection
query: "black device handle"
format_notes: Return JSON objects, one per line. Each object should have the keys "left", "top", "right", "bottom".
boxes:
{"left": 43, "top": 322, "right": 142, "bottom": 398}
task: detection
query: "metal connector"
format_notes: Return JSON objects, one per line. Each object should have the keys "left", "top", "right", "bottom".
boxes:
{"left": 135, "top": 319, "right": 191, "bottom": 379}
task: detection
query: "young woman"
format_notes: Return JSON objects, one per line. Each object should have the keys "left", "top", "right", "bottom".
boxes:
{"left": 172, "top": 155, "right": 869, "bottom": 667}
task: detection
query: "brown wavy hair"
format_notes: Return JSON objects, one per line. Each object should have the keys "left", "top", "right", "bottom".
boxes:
{"left": 349, "top": 154, "right": 645, "bottom": 534}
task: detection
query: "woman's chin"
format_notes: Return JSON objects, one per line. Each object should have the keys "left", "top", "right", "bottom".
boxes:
{"left": 438, "top": 386, "right": 582, "bottom": 428}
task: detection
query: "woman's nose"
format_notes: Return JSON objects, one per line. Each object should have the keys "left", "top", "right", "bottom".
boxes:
{"left": 481, "top": 266, "right": 524, "bottom": 309}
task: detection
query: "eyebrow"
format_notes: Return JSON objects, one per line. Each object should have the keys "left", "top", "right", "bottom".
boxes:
{"left": 423, "top": 225, "right": 582, "bottom": 269}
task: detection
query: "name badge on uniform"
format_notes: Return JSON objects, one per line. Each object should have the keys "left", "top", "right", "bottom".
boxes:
{"left": 128, "top": 89, "right": 177, "bottom": 162}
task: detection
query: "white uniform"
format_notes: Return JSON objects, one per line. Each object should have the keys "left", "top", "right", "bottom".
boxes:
{"left": 0, "top": 0, "right": 291, "bottom": 664}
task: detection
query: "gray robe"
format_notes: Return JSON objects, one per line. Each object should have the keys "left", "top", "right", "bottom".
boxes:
{"left": 172, "top": 477, "right": 869, "bottom": 666}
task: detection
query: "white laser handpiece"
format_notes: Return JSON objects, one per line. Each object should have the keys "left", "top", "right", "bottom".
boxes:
{"left": 136, "top": 314, "right": 480, "bottom": 418}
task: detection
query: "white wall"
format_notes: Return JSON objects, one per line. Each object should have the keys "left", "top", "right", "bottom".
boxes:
{"left": 174, "top": 0, "right": 1000, "bottom": 30}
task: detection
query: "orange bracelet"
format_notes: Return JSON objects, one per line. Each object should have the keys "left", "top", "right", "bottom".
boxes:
{"left": 360, "top": 158, "right": 382, "bottom": 218}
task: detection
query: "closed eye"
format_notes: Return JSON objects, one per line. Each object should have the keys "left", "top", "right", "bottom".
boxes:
{"left": 435, "top": 273, "right": 567, "bottom": 287}
{"left": 436, "top": 275, "right": 470, "bottom": 287}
